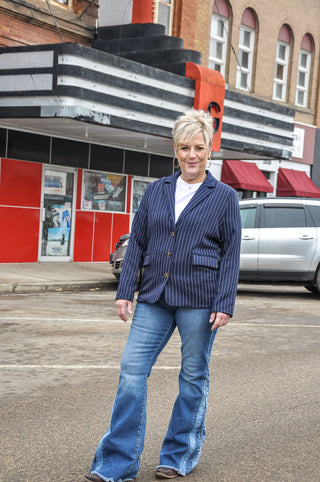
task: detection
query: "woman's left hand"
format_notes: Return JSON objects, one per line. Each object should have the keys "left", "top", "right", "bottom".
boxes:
{"left": 209, "top": 311, "right": 230, "bottom": 331}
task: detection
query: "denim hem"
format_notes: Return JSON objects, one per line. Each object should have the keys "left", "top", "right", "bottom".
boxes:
{"left": 91, "top": 472, "right": 135, "bottom": 482}
{"left": 91, "top": 472, "right": 111, "bottom": 482}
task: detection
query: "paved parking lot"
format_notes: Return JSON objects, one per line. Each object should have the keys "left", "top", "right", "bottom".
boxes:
{"left": 0, "top": 286, "right": 319, "bottom": 481}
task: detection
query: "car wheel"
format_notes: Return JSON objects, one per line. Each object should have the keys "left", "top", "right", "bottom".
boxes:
{"left": 304, "top": 284, "right": 318, "bottom": 294}
{"left": 315, "top": 267, "right": 320, "bottom": 295}
{"left": 305, "top": 267, "right": 320, "bottom": 295}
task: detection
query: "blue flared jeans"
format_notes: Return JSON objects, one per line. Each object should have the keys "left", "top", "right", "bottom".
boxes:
{"left": 90, "top": 298, "right": 217, "bottom": 482}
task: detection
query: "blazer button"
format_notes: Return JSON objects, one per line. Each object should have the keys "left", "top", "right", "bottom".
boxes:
{"left": 164, "top": 272, "right": 169, "bottom": 278}
{"left": 171, "top": 231, "right": 175, "bottom": 237}
{"left": 166, "top": 251, "right": 172, "bottom": 257}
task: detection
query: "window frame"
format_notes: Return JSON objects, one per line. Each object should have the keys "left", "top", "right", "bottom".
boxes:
{"left": 51, "top": 0, "right": 70, "bottom": 7}
{"left": 236, "top": 25, "right": 255, "bottom": 92}
{"left": 240, "top": 206, "right": 258, "bottom": 229}
{"left": 208, "top": 13, "right": 229, "bottom": 76}
{"left": 273, "top": 40, "right": 290, "bottom": 102}
{"left": 155, "top": 0, "right": 174, "bottom": 35}
{"left": 295, "top": 48, "right": 311, "bottom": 108}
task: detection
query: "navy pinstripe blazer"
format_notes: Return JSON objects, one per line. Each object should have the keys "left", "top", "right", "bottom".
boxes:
{"left": 116, "top": 171, "right": 241, "bottom": 316}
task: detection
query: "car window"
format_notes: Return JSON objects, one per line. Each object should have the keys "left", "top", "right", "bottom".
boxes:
{"left": 307, "top": 205, "right": 320, "bottom": 227}
{"left": 240, "top": 207, "right": 257, "bottom": 229}
{"left": 263, "top": 207, "right": 305, "bottom": 228}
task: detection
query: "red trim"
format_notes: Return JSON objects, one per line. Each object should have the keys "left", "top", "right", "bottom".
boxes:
{"left": 276, "top": 168, "right": 320, "bottom": 198}
{"left": 185, "top": 62, "right": 225, "bottom": 152}
{"left": 221, "top": 160, "right": 273, "bottom": 192}
{"left": 301, "top": 33, "right": 313, "bottom": 52}
{"left": 213, "top": 0, "right": 230, "bottom": 18}
{"left": 278, "top": 25, "right": 291, "bottom": 43}
{"left": 132, "top": 0, "right": 154, "bottom": 23}
{"left": 127, "top": 175, "right": 132, "bottom": 213}
{"left": 76, "top": 169, "right": 83, "bottom": 210}
{"left": 241, "top": 8, "right": 256, "bottom": 29}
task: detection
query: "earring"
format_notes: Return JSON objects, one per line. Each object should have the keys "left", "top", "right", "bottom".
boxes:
{"left": 172, "top": 157, "right": 179, "bottom": 169}
{"left": 207, "top": 159, "right": 212, "bottom": 169}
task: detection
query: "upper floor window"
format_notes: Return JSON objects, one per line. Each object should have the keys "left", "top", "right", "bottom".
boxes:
{"left": 209, "top": 0, "right": 231, "bottom": 76}
{"left": 236, "top": 8, "right": 257, "bottom": 92}
{"left": 273, "top": 25, "right": 292, "bottom": 102}
{"left": 52, "top": 0, "right": 69, "bottom": 5}
{"left": 295, "top": 34, "right": 314, "bottom": 108}
{"left": 155, "top": 0, "right": 174, "bottom": 35}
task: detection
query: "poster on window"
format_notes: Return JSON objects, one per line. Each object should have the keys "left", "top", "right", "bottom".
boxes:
{"left": 132, "top": 180, "right": 152, "bottom": 213}
{"left": 45, "top": 203, "right": 71, "bottom": 256}
{"left": 44, "top": 170, "right": 67, "bottom": 195}
{"left": 82, "top": 171, "right": 127, "bottom": 212}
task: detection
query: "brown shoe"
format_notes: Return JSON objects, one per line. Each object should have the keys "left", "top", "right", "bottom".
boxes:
{"left": 156, "top": 467, "right": 179, "bottom": 479}
{"left": 84, "top": 474, "right": 104, "bottom": 482}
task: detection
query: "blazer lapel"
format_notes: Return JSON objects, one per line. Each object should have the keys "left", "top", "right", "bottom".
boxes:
{"left": 164, "top": 172, "right": 179, "bottom": 226}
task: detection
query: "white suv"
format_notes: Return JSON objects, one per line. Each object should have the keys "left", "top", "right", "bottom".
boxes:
{"left": 239, "top": 198, "right": 320, "bottom": 294}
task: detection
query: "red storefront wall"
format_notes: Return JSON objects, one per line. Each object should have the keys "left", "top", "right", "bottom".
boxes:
{"left": 0, "top": 158, "right": 131, "bottom": 263}
{"left": 0, "top": 158, "right": 42, "bottom": 262}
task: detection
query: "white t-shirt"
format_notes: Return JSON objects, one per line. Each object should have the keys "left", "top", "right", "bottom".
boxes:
{"left": 175, "top": 176, "right": 203, "bottom": 223}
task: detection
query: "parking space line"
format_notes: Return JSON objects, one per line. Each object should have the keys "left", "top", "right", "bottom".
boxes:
{"left": 0, "top": 317, "right": 119, "bottom": 322}
{"left": 232, "top": 323, "right": 320, "bottom": 328}
{"left": 1, "top": 318, "right": 319, "bottom": 328}
{"left": 1, "top": 318, "right": 319, "bottom": 327}
{"left": 0, "top": 364, "right": 179, "bottom": 370}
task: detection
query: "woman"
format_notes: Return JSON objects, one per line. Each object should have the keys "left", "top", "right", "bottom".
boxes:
{"left": 86, "top": 109, "right": 241, "bottom": 482}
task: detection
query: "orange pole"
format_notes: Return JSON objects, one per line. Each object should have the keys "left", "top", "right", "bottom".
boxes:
{"left": 132, "top": 0, "right": 155, "bottom": 23}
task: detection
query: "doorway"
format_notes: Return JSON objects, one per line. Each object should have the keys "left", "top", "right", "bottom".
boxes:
{"left": 39, "top": 167, "right": 76, "bottom": 260}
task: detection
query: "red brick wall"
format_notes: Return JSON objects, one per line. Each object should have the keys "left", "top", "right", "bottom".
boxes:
{"left": 172, "top": 0, "right": 199, "bottom": 50}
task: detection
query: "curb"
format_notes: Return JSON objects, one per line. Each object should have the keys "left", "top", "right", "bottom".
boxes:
{"left": 0, "top": 280, "right": 119, "bottom": 295}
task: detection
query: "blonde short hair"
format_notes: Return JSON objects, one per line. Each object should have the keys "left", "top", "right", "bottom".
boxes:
{"left": 172, "top": 108, "right": 214, "bottom": 152}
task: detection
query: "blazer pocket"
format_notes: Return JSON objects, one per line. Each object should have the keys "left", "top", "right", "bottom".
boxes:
{"left": 192, "top": 251, "right": 219, "bottom": 269}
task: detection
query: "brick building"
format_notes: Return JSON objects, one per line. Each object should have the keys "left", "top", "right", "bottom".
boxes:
{"left": 0, "top": 0, "right": 319, "bottom": 263}
{"left": 172, "top": 0, "right": 320, "bottom": 194}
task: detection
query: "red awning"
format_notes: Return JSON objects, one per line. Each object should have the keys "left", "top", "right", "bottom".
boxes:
{"left": 221, "top": 160, "right": 273, "bottom": 192}
{"left": 276, "top": 167, "right": 320, "bottom": 198}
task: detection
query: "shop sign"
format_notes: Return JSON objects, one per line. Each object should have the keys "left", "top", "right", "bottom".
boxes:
{"left": 292, "top": 127, "right": 305, "bottom": 159}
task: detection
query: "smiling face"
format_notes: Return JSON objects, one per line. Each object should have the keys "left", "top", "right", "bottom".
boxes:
{"left": 174, "top": 132, "right": 211, "bottom": 184}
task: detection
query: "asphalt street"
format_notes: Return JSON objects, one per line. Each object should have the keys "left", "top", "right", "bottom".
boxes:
{"left": 0, "top": 286, "right": 319, "bottom": 482}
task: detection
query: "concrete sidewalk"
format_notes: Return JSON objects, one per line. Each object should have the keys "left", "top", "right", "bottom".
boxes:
{"left": 0, "top": 262, "right": 119, "bottom": 294}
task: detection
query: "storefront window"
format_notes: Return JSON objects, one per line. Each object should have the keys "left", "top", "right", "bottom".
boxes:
{"left": 82, "top": 170, "right": 127, "bottom": 212}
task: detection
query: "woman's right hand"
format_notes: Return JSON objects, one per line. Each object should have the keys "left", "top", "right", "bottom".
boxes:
{"left": 116, "top": 299, "right": 133, "bottom": 322}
